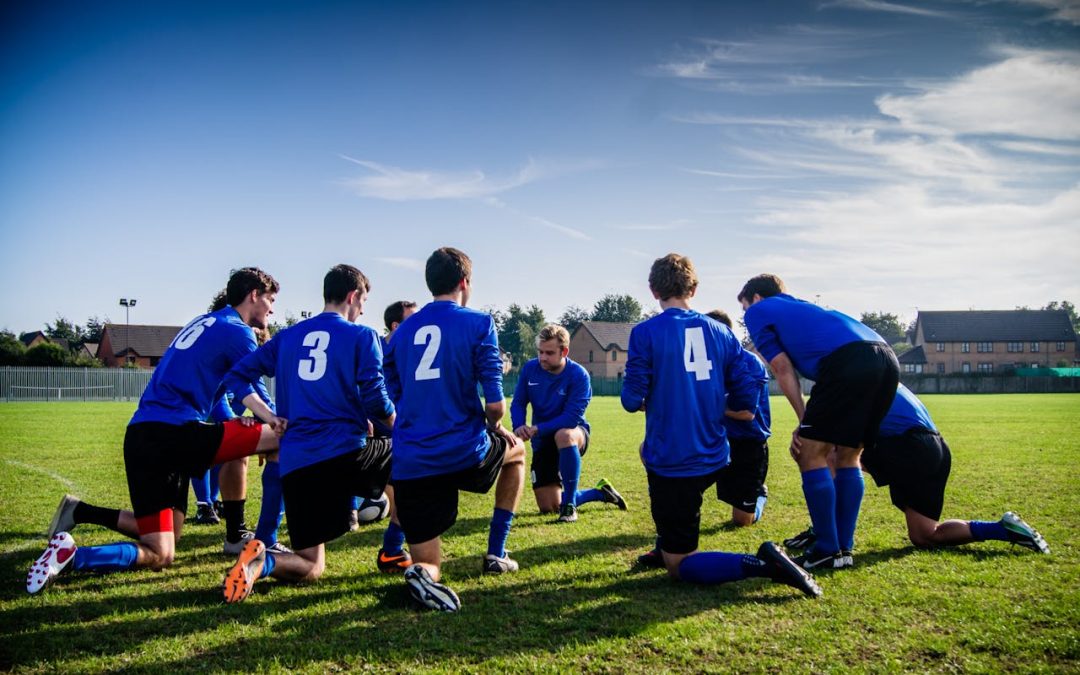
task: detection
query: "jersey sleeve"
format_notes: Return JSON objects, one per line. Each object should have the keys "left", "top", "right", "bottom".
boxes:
{"left": 383, "top": 332, "right": 401, "bottom": 403}
{"left": 621, "top": 324, "right": 651, "bottom": 413}
{"left": 536, "top": 365, "right": 591, "bottom": 436}
{"left": 474, "top": 315, "right": 504, "bottom": 404}
{"left": 744, "top": 305, "right": 784, "bottom": 364}
{"left": 210, "top": 392, "right": 236, "bottom": 422}
{"left": 356, "top": 329, "right": 395, "bottom": 421}
{"left": 224, "top": 335, "right": 278, "bottom": 407}
{"left": 510, "top": 362, "right": 530, "bottom": 428}
{"left": 720, "top": 331, "right": 758, "bottom": 415}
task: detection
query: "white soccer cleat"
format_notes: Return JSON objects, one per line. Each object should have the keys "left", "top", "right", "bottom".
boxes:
{"left": 27, "top": 532, "right": 77, "bottom": 594}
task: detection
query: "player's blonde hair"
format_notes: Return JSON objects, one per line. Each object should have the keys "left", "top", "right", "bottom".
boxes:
{"left": 536, "top": 324, "right": 570, "bottom": 350}
{"left": 649, "top": 253, "right": 698, "bottom": 301}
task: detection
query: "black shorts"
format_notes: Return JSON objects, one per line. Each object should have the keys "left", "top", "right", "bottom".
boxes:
{"left": 647, "top": 467, "right": 725, "bottom": 555}
{"left": 123, "top": 421, "right": 226, "bottom": 520}
{"left": 393, "top": 431, "right": 510, "bottom": 545}
{"left": 716, "top": 437, "right": 769, "bottom": 511}
{"left": 861, "top": 429, "right": 951, "bottom": 521}
{"left": 800, "top": 341, "right": 899, "bottom": 449}
{"left": 281, "top": 437, "right": 393, "bottom": 551}
{"left": 530, "top": 427, "right": 590, "bottom": 488}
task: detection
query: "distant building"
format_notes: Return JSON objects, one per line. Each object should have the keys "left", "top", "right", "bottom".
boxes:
{"left": 78, "top": 342, "right": 99, "bottom": 361}
{"left": 912, "top": 310, "right": 1078, "bottom": 374}
{"left": 99, "top": 324, "right": 183, "bottom": 368}
{"left": 19, "top": 331, "right": 70, "bottom": 352}
{"left": 568, "top": 321, "right": 635, "bottom": 379}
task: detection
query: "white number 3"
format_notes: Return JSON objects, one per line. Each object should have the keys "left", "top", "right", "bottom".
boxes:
{"left": 414, "top": 326, "right": 442, "bottom": 381}
{"left": 683, "top": 326, "right": 714, "bottom": 381}
{"left": 298, "top": 331, "right": 330, "bottom": 381}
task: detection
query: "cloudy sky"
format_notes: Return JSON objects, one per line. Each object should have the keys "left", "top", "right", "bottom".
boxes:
{"left": 2, "top": 0, "right": 1078, "bottom": 336}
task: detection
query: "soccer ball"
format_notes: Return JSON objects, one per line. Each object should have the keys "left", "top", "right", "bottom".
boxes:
{"left": 357, "top": 494, "right": 390, "bottom": 523}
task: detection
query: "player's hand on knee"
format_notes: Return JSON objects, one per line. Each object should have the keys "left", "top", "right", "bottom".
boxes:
{"left": 789, "top": 426, "right": 803, "bottom": 459}
{"left": 513, "top": 425, "right": 532, "bottom": 441}
{"left": 269, "top": 415, "right": 288, "bottom": 436}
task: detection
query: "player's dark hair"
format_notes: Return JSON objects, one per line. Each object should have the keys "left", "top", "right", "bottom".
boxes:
{"left": 706, "top": 309, "right": 732, "bottom": 328}
{"left": 648, "top": 253, "right": 698, "bottom": 301}
{"left": 425, "top": 247, "right": 472, "bottom": 296}
{"left": 384, "top": 300, "right": 418, "bottom": 332}
{"left": 324, "top": 264, "right": 370, "bottom": 304}
{"left": 208, "top": 289, "right": 228, "bottom": 313}
{"left": 737, "top": 274, "right": 786, "bottom": 303}
{"left": 226, "top": 267, "right": 279, "bottom": 307}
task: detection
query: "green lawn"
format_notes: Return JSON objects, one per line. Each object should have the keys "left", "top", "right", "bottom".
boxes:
{"left": 1, "top": 395, "right": 1078, "bottom": 673}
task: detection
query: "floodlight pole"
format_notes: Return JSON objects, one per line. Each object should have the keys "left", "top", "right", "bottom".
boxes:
{"left": 119, "top": 298, "right": 137, "bottom": 366}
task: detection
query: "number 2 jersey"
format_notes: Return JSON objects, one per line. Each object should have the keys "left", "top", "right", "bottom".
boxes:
{"left": 130, "top": 306, "right": 259, "bottom": 427}
{"left": 385, "top": 300, "right": 504, "bottom": 481}
{"left": 224, "top": 311, "right": 394, "bottom": 476}
{"left": 621, "top": 308, "right": 759, "bottom": 478}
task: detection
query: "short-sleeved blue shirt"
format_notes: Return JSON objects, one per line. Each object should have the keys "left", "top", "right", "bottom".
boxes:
{"left": 877, "top": 384, "right": 936, "bottom": 437}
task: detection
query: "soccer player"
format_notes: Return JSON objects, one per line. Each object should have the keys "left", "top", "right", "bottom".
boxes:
{"left": 706, "top": 310, "right": 770, "bottom": 526}
{"left": 623, "top": 254, "right": 820, "bottom": 598}
{"left": 386, "top": 247, "right": 526, "bottom": 612}
{"left": 27, "top": 268, "right": 283, "bottom": 594}
{"left": 784, "top": 384, "right": 1050, "bottom": 555}
{"left": 739, "top": 274, "right": 899, "bottom": 570}
{"left": 220, "top": 264, "right": 397, "bottom": 602}
{"left": 510, "top": 323, "right": 627, "bottom": 523}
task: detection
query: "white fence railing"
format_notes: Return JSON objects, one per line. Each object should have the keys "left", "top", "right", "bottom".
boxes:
{"left": 1, "top": 367, "right": 155, "bottom": 401}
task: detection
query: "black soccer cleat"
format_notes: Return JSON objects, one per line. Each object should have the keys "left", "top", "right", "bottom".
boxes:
{"left": 404, "top": 565, "right": 461, "bottom": 612}
{"left": 636, "top": 548, "right": 665, "bottom": 569}
{"left": 783, "top": 526, "right": 816, "bottom": 550}
{"left": 596, "top": 478, "right": 628, "bottom": 510}
{"left": 757, "top": 541, "right": 822, "bottom": 598}
{"left": 793, "top": 548, "right": 847, "bottom": 571}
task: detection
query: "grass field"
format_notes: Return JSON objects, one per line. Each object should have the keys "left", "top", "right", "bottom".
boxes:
{"left": 1, "top": 395, "right": 1078, "bottom": 673}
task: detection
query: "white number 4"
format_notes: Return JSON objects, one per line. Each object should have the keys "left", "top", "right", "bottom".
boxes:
{"left": 683, "top": 326, "right": 713, "bottom": 381}
{"left": 414, "top": 325, "right": 442, "bottom": 381}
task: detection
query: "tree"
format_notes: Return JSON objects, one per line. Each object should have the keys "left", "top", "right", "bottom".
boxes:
{"left": 1043, "top": 300, "right": 1079, "bottom": 333}
{"left": 24, "top": 343, "right": 71, "bottom": 367}
{"left": 496, "top": 304, "right": 546, "bottom": 372}
{"left": 83, "top": 316, "right": 107, "bottom": 343}
{"left": 591, "top": 294, "right": 643, "bottom": 324}
{"left": 0, "top": 330, "right": 26, "bottom": 366}
{"left": 45, "top": 315, "right": 84, "bottom": 347}
{"left": 557, "top": 305, "right": 591, "bottom": 334}
{"left": 859, "top": 312, "right": 906, "bottom": 345}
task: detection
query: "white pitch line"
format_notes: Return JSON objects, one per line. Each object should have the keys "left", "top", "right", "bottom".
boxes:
{"left": 4, "top": 459, "right": 80, "bottom": 492}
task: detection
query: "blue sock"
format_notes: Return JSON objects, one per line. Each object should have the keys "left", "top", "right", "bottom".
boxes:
{"left": 970, "top": 520, "right": 1010, "bottom": 542}
{"left": 382, "top": 521, "right": 406, "bottom": 555}
{"left": 802, "top": 467, "right": 839, "bottom": 555}
{"left": 72, "top": 542, "right": 139, "bottom": 572}
{"left": 191, "top": 470, "right": 212, "bottom": 504}
{"left": 254, "top": 461, "right": 284, "bottom": 546}
{"left": 351, "top": 495, "right": 361, "bottom": 511}
{"left": 575, "top": 488, "right": 605, "bottom": 505}
{"left": 559, "top": 445, "right": 581, "bottom": 508}
{"left": 834, "top": 467, "right": 864, "bottom": 551}
{"left": 677, "top": 551, "right": 750, "bottom": 584}
{"left": 754, "top": 492, "right": 768, "bottom": 523}
{"left": 209, "top": 465, "right": 221, "bottom": 503}
{"left": 260, "top": 549, "right": 276, "bottom": 579}
{"left": 487, "top": 507, "right": 515, "bottom": 558}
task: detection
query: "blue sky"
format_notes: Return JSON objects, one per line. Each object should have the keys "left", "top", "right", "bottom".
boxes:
{"left": 2, "top": 0, "right": 1078, "bottom": 336}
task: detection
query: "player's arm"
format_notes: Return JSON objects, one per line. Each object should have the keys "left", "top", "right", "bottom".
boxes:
{"left": 720, "top": 331, "right": 759, "bottom": 419}
{"left": 620, "top": 325, "right": 651, "bottom": 413}
{"left": 768, "top": 352, "right": 804, "bottom": 421}
{"left": 357, "top": 329, "right": 395, "bottom": 430}
{"left": 510, "top": 364, "right": 532, "bottom": 439}
{"left": 476, "top": 317, "right": 517, "bottom": 443}
{"left": 383, "top": 331, "right": 402, "bottom": 404}
{"left": 225, "top": 338, "right": 287, "bottom": 433}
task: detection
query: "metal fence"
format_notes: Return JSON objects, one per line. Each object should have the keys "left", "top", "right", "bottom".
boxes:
{"left": 1, "top": 367, "right": 155, "bottom": 401}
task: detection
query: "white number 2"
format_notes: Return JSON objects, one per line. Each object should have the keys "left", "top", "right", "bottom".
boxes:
{"left": 414, "top": 326, "right": 442, "bottom": 381}
{"left": 173, "top": 317, "right": 216, "bottom": 350}
{"left": 683, "top": 326, "right": 714, "bottom": 381}
{"left": 298, "top": 331, "right": 330, "bottom": 381}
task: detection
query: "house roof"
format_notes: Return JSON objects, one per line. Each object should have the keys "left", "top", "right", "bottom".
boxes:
{"left": 576, "top": 321, "right": 635, "bottom": 351}
{"left": 898, "top": 345, "right": 926, "bottom": 364}
{"left": 19, "top": 331, "right": 46, "bottom": 346}
{"left": 104, "top": 324, "right": 183, "bottom": 357}
{"left": 81, "top": 342, "right": 99, "bottom": 357}
{"left": 917, "top": 310, "right": 1077, "bottom": 343}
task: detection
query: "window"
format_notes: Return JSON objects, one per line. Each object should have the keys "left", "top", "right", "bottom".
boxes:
{"left": 961, "top": 342, "right": 970, "bottom": 353}
{"left": 1007, "top": 341, "right": 1023, "bottom": 353}
{"left": 977, "top": 342, "right": 993, "bottom": 353}
{"left": 977, "top": 363, "right": 993, "bottom": 373}
{"left": 903, "top": 364, "right": 916, "bottom": 373}
{"left": 1031, "top": 342, "right": 1040, "bottom": 353}
{"left": 936, "top": 363, "right": 945, "bottom": 374}
{"left": 611, "top": 350, "right": 617, "bottom": 362}
{"left": 962, "top": 362, "right": 971, "bottom": 373}
{"left": 934, "top": 342, "right": 943, "bottom": 352}
{"left": 588, "top": 350, "right": 593, "bottom": 363}
{"left": 1031, "top": 363, "right": 1040, "bottom": 368}
{"left": 1057, "top": 341, "right": 1066, "bottom": 351}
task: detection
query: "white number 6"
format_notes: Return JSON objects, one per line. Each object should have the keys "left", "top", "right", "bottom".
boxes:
{"left": 173, "top": 317, "right": 216, "bottom": 350}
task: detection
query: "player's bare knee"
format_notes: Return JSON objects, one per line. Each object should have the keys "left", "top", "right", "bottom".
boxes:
{"left": 731, "top": 510, "right": 755, "bottom": 527}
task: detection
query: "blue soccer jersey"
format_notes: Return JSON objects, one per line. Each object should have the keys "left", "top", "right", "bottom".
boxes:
{"left": 510, "top": 358, "right": 592, "bottom": 435}
{"left": 722, "top": 350, "right": 772, "bottom": 441}
{"left": 877, "top": 384, "right": 937, "bottom": 437}
{"left": 370, "top": 335, "right": 396, "bottom": 437}
{"left": 621, "top": 307, "right": 759, "bottom": 477}
{"left": 385, "top": 301, "right": 504, "bottom": 480}
{"left": 224, "top": 312, "right": 393, "bottom": 476}
{"left": 743, "top": 293, "right": 883, "bottom": 380}
{"left": 130, "top": 306, "right": 258, "bottom": 426}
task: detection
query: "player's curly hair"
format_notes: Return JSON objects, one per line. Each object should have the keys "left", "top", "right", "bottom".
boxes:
{"left": 324, "top": 264, "right": 370, "bottom": 304}
{"left": 226, "top": 267, "right": 279, "bottom": 307}
{"left": 426, "top": 247, "right": 472, "bottom": 296}
{"left": 535, "top": 324, "right": 570, "bottom": 349}
{"left": 648, "top": 253, "right": 698, "bottom": 301}
{"left": 737, "top": 274, "right": 786, "bottom": 304}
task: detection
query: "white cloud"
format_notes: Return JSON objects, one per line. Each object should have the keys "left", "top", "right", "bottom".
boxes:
{"left": 341, "top": 156, "right": 539, "bottom": 201}
{"left": 610, "top": 219, "right": 692, "bottom": 231}
{"left": 1003, "top": 0, "right": 1080, "bottom": 25}
{"left": 377, "top": 257, "right": 425, "bottom": 272}
{"left": 819, "top": 0, "right": 953, "bottom": 18}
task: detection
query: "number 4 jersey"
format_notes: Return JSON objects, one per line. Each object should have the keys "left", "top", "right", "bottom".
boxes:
{"left": 224, "top": 312, "right": 394, "bottom": 476}
{"left": 131, "top": 306, "right": 260, "bottom": 427}
{"left": 621, "top": 307, "right": 759, "bottom": 478}
{"left": 384, "top": 300, "right": 504, "bottom": 480}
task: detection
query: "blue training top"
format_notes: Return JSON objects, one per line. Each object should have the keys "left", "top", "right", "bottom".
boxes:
{"left": 621, "top": 307, "right": 759, "bottom": 478}
{"left": 510, "top": 357, "right": 592, "bottom": 437}
{"left": 209, "top": 377, "right": 275, "bottom": 423}
{"left": 224, "top": 312, "right": 393, "bottom": 476}
{"left": 131, "top": 306, "right": 258, "bottom": 426}
{"left": 743, "top": 293, "right": 884, "bottom": 380}
{"left": 877, "top": 384, "right": 937, "bottom": 437}
{"left": 386, "top": 301, "right": 504, "bottom": 480}
{"left": 722, "top": 350, "right": 772, "bottom": 441}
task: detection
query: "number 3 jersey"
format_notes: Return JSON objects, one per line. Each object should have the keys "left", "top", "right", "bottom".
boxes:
{"left": 224, "top": 312, "right": 394, "bottom": 476}
{"left": 130, "top": 306, "right": 260, "bottom": 427}
{"left": 384, "top": 300, "right": 504, "bottom": 481}
{"left": 621, "top": 307, "right": 759, "bottom": 478}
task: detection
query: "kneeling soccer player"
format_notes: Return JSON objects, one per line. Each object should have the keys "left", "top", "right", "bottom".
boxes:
{"left": 218, "top": 264, "right": 398, "bottom": 602}
{"left": 28, "top": 268, "right": 282, "bottom": 594}
{"left": 511, "top": 323, "right": 627, "bottom": 523}
{"left": 621, "top": 254, "right": 820, "bottom": 598}
{"left": 783, "top": 384, "right": 1049, "bottom": 557}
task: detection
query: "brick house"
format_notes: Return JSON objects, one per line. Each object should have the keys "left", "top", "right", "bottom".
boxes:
{"left": 99, "top": 324, "right": 182, "bottom": 368}
{"left": 568, "top": 321, "right": 635, "bottom": 378}
{"left": 911, "top": 310, "right": 1078, "bottom": 374}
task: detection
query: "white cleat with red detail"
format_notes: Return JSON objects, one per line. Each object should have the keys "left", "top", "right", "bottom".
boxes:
{"left": 26, "top": 532, "right": 77, "bottom": 594}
